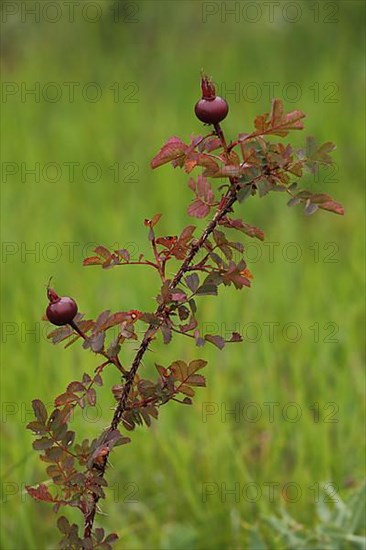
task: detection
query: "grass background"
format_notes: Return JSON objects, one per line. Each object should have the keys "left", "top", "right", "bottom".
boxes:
{"left": 1, "top": 1, "right": 365, "bottom": 548}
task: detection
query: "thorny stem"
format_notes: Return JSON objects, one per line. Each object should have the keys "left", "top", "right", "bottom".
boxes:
{"left": 83, "top": 122, "right": 248, "bottom": 538}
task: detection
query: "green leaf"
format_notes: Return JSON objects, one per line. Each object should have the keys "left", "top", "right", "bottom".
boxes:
{"left": 248, "top": 527, "right": 267, "bottom": 550}
{"left": 195, "top": 284, "right": 218, "bottom": 296}
{"left": 237, "top": 184, "right": 253, "bottom": 203}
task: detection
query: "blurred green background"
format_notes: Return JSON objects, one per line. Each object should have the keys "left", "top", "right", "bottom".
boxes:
{"left": 1, "top": 1, "right": 365, "bottom": 548}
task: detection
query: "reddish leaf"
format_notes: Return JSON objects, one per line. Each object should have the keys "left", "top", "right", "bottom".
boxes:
{"left": 94, "top": 246, "right": 112, "bottom": 260}
{"left": 26, "top": 421, "right": 47, "bottom": 434}
{"left": 199, "top": 136, "right": 222, "bottom": 152}
{"left": 101, "top": 312, "right": 130, "bottom": 330}
{"left": 219, "top": 216, "right": 265, "bottom": 241}
{"left": 178, "top": 384, "right": 195, "bottom": 397}
{"left": 186, "top": 374, "right": 206, "bottom": 387}
{"left": 185, "top": 273, "right": 200, "bottom": 293}
{"left": 309, "top": 193, "right": 344, "bottom": 215}
{"left": 178, "top": 305, "right": 190, "bottom": 321}
{"left": 82, "top": 372, "right": 92, "bottom": 384}
{"left": 57, "top": 516, "right": 70, "bottom": 534}
{"left": 188, "top": 359, "right": 207, "bottom": 373}
{"left": 33, "top": 437, "right": 53, "bottom": 451}
{"left": 160, "top": 324, "right": 172, "bottom": 344}
{"left": 89, "top": 332, "right": 105, "bottom": 353}
{"left": 95, "top": 528, "right": 105, "bottom": 544}
{"left": 144, "top": 213, "right": 162, "bottom": 227}
{"left": 83, "top": 256, "right": 103, "bottom": 266}
{"left": 95, "top": 310, "right": 111, "bottom": 329}
{"left": 188, "top": 199, "right": 210, "bottom": 219}
{"left": 47, "top": 325, "right": 73, "bottom": 345}
{"left": 104, "top": 533, "right": 119, "bottom": 544}
{"left": 289, "top": 190, "right": 344, "bottom": 216}
{"left": 222, "top": 261, "right": 251, "bottom": 289}
{"left": 182, "top": 397, "right": 193, "bottom": 405}
{"left": 62, "top": 431, "right": 75, "bottom": 447}
{"left": 67, "top": 381, "right": 85, "bottom": 393}
{"left": 55, "top": 392, "right": 79, "bottom": 407}
{"left": 26, "top": 483, "right": 54, "bottom": 502}
{"left": 184, "top": 152, "right": 220, "bottom": 176}
{"left": 86, "top": 388, "right": 97, "bottom": 406}
{"left": 205, "top": 334, "right": 226, "bottom": 350}
{"left": 171, "top": 290, "right": 187, "bottom": 302}
{"left": 179, "top": 314, "right": 198, "bottom": 333}
{"left": 229, "top": 332, "right": 243, "bottom": 342}
{"left": 155, "top": 365, "right": 167, "bottom": 380}
{"left": 116, "top": 249, "right": 130, "bottom": 262}
{"left": 254, "top": 99, "right": 305, "bottom": 137}
{"left": 32, "top": 399, "right": 48, "bottom": 424}
{"left": 43, "top": 446, "right": 63, "bottom": 462}
{"left": 151, "top": 136, "right": 188, "bottom": 169}
{"left": 304, "top": 202, "right": 319, "bottom": 216}
{"left": 318, "top": 200, "right": 344, "bottom": 215}
{"left": 170, "top": 360, "right": 188, "bottom": 381}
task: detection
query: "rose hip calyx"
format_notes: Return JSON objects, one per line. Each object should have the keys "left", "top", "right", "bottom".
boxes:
{"left": 46, "top": 286, "right": 78, "bottom": 326}
{"left": 194, "top": 74, "right": 229, "bottom": 125}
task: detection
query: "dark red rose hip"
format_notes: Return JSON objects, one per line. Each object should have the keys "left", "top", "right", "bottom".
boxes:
{"left": 46, "top": 287, "right": 78, "bottom": 326}
{"left": 194, "top": 74, "right": 229, "bottom": 125}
